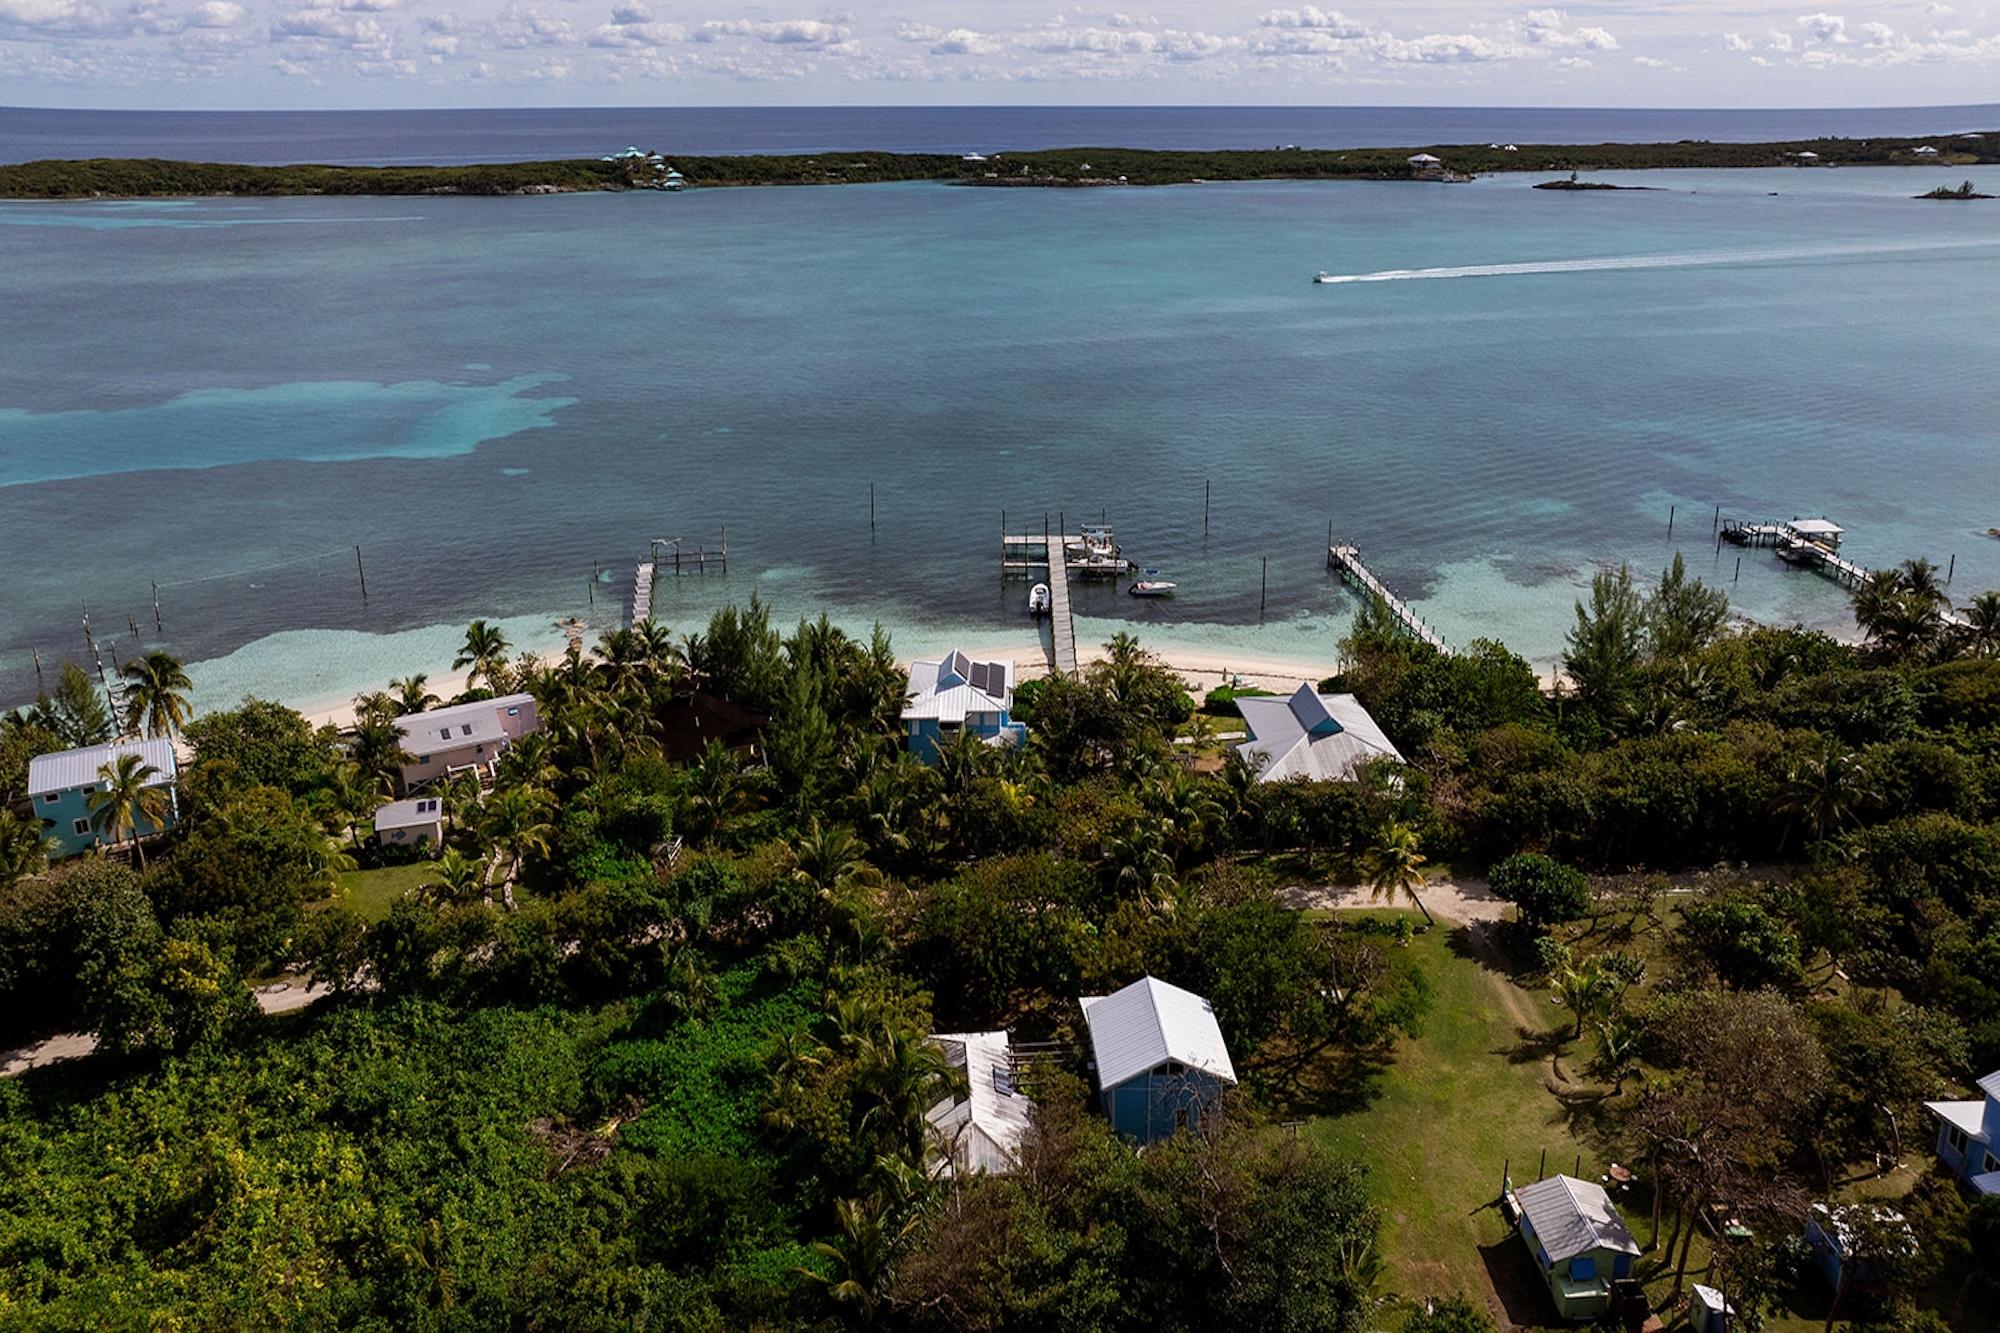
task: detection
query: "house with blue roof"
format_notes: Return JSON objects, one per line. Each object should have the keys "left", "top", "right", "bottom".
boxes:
{"left": 25, "top": 736, "right": 180, "bottom": 859}
{"left": 900, "top": 650, "right": 1025, "bottom": 763}
{"left": 1926, "top": 1069, "right": 2000, "bottom": 1194}
{"left": 1079, "top": 975, "right": 1237, "bottom": 1143}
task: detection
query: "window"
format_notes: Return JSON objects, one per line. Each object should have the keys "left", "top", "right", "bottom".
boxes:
{"left": 72, "top": 818, "right": 90, "bottom": 835}
{"left": 1570, "top": 1256, "right": 1598, "bottom": 1282}
{"left": 460, "top": 724, "right": 472, "bottom": 737}
{"left": 416, "top": 755, "right": 429, "bottom": 764}
{"left": 1987, "top": 1151, "right": 1999, "bottom": 1174}
{"left": 438, "top": 728, "right": 451, "bottom": 741}
{"left": 41, "top": 792, "right": 59, "bottom": 804}
{"left": 993, "top": 1066, "right": 1018, "bottom": 1098}
{"left": 1946, "top": 1124, "right": 1969, "bottom": 1156}
{"left": 506, "top": 706, "right": 520, "bottom": 717}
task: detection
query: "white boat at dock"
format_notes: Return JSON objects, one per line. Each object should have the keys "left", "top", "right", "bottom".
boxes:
{"left": 1129, "top": 570, "right": 1177, "bottom": 597}
{"left": 1028, "top": 582, "right": 1051, "bottom": 616}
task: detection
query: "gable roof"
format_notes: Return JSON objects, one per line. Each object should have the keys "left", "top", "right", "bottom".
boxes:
{"left": 27, "top": 736, "right": 178, "bottom": 797}
{"left": 925, "top": 1031, "right": 1034, "bottom": 1175}
{"left": 903, "top": 653, "right": 1014, "bottom": 723}
{"left": 392, "top": 693, "right": 533, "bottom": 750}
{"left": 1516, "top": 1175, "right": 1642, "bottom": 1263}
{"left": 1079, "top": 975, "right": 1237, "bottom": 1090}
{"left": 1234, "top": 686, "right": 1403, "bottom": 783}
{"left": 1979, "top": 1070, "right": 2000, "bottom": 1101}
{"left": 374, "top": 797, "right": 444, "bottom": 832}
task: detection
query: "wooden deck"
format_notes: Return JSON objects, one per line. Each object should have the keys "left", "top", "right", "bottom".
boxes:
{"left": 626, "top": 561, "right": 654, "bottom": 626}
{"left": 1328, "top": 544, "right": 1451, "bottom": 654}
{"left": 999, "top": 532, "right": 1080, "bottom": 676}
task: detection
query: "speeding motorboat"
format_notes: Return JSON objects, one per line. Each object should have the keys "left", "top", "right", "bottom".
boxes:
{"left": 1028, "top": 582, "right": 1051, "bottom": 615}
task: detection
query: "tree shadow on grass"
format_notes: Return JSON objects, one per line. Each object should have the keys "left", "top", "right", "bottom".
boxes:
{"left": 1255, "top": 1041, "right": 1397, "bottom": 1120}
{"left": 1478, "top": 1235, "right": 1563, "bottom": 1330}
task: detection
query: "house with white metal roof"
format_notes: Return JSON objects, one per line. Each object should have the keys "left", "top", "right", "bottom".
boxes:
{"left": 392, "top": 693, "right": 540, "bottom": 792}
{"left": 1925, "top": 1069, "right": 2000, "bottom": 1195}
{"left": 924, "top": 1031, "right": 1033, "bottom": 1176}
{"left": 900, "top": 650, "right": 1025, "bottom": 764}
{"left": 1509, "top": 1173, "right": 1641, "bottom": 1321}
{"left": 1079, "top": 976, "right": 1236, "bottom": 1143}
{"left": 25, "top": 736, "right": 180, "bottom": 859}
{"left": 1234, "top": 684, "right": 1404, "bottom": 784}
{"left": 373, "top": 796, "right": 445, "bottom": 851}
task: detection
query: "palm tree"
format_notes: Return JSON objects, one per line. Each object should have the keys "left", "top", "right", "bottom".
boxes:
{"left": 1361, "top": 820, "right": 1434, "bottom": 926}
{"left": 453, "top": 620, "right": 512, "bottom": 693}
{"left": 1771, "top": 748, "right": 1873, "bottom": 850}
{"left": 1849, "top": 568, "right": 1904, "bottom": 643}
{"left": 797, "top": 1194, "right": 913, "bottom": 1324}
{"left": 792, "top": 821, "right": 879, "bottom": 943}
{"left": 684, "top": 740, "right": 755, "bottom": 845}
{"left": 1898, "top": 557, "right": 1947, "bottom": 607}
{"left": 390, "top": 673, "right": 440, "bottom": 715}
{"left": 1961, "top": 591, "right": 2000, "bottom": 658}
{"left": 423, "top": 847, "right": 489, "bottom": 903}
{"left": 852, "top": 1023, "right": 960, "bottom": 1164}
{"left": 479, "top": 784, "right": 554, "bottom": 908}
{"left": 118, "top": 650, "right": 193, "bottom": 738}
{"left": 0, "top": 809, "right": 57, "bottom": 891}
{"left": 86, "top": 752, "right": 170, "bottom": 869}
{"left": 347, "top": 718, "right": 411, "bottom": 793}
{"left": 315, "top": 760, "right": 379, "bottom": 850}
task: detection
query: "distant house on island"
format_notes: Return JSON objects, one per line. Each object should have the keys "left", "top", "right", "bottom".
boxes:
{"left": 1913, "top": 145, "right": 1940, "bottom": 156}
{"left": 1509, "top": 1174, "right": 1641, "bottom": 1322}
{"left": 1408, "top": 152, "right": 1445, "bottom": 177}
{"left": 1080, "top": 976, "right": 1236, "bottom": 1143}
{"left": 900, "top": 650, "right": 1025, "bottom": 763}
{"left": 373, "top": 796, "right": 444, "bottom": 851}
{"left": 26, "top": 737, "right": 180, "bottom": 859}
{"left": 392, "top": 693, "right": 541, "bottom": 792}
{"left": 1234, "top": 684, "right": 1404, "bottom": 784}
{"left": 924, "top": 1031, "right": 1032, "bottom": 1176}
{"left": 1925, "top": 1069, "right": 2000, "bottom": 1194}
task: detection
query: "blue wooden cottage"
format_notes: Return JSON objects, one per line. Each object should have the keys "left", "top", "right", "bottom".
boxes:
{"left": 1925, "top": 1069, "right": 2000, "bottom": 1194}
{"left": 1509, "top": 1174, "right": 1641, "bottom": 1322}
{"left": 1079, "top": 976, "right": 1237, "bottom": 1143}
{"left": 1804, "top": 1202, "right": 1917, "bottom": 1293}
{"left": 25, "top": 736, "right": 180, "bottom": 859}
{"left": 900, "top": 650, "right": 1026, "bottom": 764}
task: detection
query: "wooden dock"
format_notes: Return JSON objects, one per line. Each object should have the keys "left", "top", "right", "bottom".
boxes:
{"left": 626, "top": 561, "right": 654, "bottom": 626}
{"left": 999, "top": 531, "right": 1080, "bottom": 676}
{"left": 1328, "top": 544, "right": 1450, "bottom": 654}
{"left": 1723, "top": 518, "right": 1868, "bottom": 589}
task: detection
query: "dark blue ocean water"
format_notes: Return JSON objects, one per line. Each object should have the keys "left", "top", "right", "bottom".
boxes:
{"left": 5, "top": 158, "right": 2000, "bottom": 713}
{"left": 5, "top": 104, "right": 2000, "bottom": 166}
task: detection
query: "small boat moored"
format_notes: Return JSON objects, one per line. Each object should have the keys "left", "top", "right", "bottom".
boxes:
{"left": 1028, "top": 582, "right": 1051, "bottom": 616}
{"left": 1129, "top": 570, "right": 1177, "bottom": 598}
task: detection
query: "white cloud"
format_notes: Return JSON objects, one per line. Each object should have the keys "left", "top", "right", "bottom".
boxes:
{"left": 1797, "top": 12, "right": 1848, "bottom": 45}
{"left": 1857, "top": 20, "right": 1895, "bottom": 46}
{"left": 1722, "top": 31, "right": 1752, "bottom": 51}
{"left": 929, "top": 27, "right": 998, "bottom": 56}
{"left": 1520, "top": 9, "right": 1616, "bottom": 51}
{"left": 1632, "top": 54, "right": 1674, "bottom": 68}
{"left": 694, "top": 17, "right": 849, "bottom": 47}
{"left": 187, "top": 0, "right": 241, "bottom": 25}
{"left": 0, "top": 0, "right": 117, "bottom": 35}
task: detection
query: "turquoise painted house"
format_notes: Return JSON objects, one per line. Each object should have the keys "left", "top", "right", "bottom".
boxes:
{"left": 1509, "top": 1174, "right": 1641, "bottom": 1322}
{"left": 1925, "top": 1069, "right": 2000, "bottom": 1194}
{"left": 900, "top": 650, "right": 1026, "bottom": 763}
{"left": 25, "top": 736, "right": 180, "bottom": 859}
{"left": 1080, "top": 976, "right": 1237, "bottom": 1143}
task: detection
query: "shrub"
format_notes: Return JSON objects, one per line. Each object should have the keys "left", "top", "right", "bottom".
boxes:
{"left": 1488, "top": 852, "right": 1590, "bottom": 930}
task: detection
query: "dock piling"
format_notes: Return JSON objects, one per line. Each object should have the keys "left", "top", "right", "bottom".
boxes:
{"left": 1668, "top": 504, "right": 1676, "bottom": 536}
{"left": 151, "top": 579, "right": 162, "bottom": 633}
{"left": 31, "top": 646, "right": 43, "bottom": 693}
{"left": 870, "top": 484, "right": 876, "bottom": 534}
{"left": 354, "top": 546, "right": 369, "bottom": 601}
{"left": 1712, "top": 504, "right": 1720, "bottom": 533}
{"left": 1204, "top": 479, "right": 1210, "bottom": 535}
{"left": 1734, "top": 557, "right": 1741, "bottom": 584}
{"left": 1949, "top": 553, "right": 1956, "bottom": 584}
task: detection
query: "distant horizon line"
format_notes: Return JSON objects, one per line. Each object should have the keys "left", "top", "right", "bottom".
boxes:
{"left": 8, "top": 99, "right": 2000, "bottom": 117}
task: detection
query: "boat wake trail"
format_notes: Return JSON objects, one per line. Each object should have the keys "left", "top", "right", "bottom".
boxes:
{"left": 1312, "top": 238, "right": 2000, "bottom": 284}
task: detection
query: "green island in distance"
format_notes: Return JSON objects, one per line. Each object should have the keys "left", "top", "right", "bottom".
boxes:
{"left": 1, "top": 131, "right": 1995, "bottom": 198}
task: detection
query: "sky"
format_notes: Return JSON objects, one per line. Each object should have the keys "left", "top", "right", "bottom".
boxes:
{"left": 3, "top": 1, "right": 2000, "bottom": 109}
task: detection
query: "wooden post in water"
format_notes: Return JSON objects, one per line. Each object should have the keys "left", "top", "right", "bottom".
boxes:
{"left": 1948, "top": 553, "right": 1956, "bottom": 584}
{"left": 1260, "top": 556, "right": 1268, "bottom": 617}
{"left": 588, "top": 563, "right": 596, "bottom": 608}
{"left": 1734, "top": 557, "right": 1741, "bottom": 584}
{"left": 151, "top": 579, "right": 163, "bottom": 633}
{"left": 1668, "top": 504, "right": 1676, "bottom": 537}
{"left": 1712, "top": 504, "right": 1720, "bottom": 533}
{"left": 720, "top": 527, "right": 727, "bottom": 569}
{"left": 31, "top": 647, "right": 43, "bottom": 694}
{"left": 1204, "top": 479, "right": 1210, "bottom": 535}
{"left": 354, "top": 546, "right": 369, "bottom": 601}
{"left": 870, "top": 484, "right": 876, "bottom": 534}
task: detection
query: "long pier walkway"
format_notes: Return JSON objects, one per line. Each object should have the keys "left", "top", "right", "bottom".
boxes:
{"left": 1000, "top": 529, "right": 1080, "bottom": 676}
{"left": 1328, "top": 544, "right": 1450, "bottom": 654}
{"left": 626, "top": 561, "right": 654, "bottom": 626}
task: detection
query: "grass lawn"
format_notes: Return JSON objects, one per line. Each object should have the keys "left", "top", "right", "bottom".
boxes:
{"left": 334, "top": 861, "right": 436, "bottom": 921}
{"left": 1303, "top": 911, "right": 1669, "bottom": 1329}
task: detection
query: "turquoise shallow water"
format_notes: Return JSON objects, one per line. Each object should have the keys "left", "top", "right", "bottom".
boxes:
{"left": 2, "top": 164, "right": 1998, "bottom": 710}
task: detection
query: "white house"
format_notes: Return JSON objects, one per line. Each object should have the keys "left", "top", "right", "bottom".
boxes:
{"left": 1081, "top": 976, "right": 1237, "bottom": 1142}
{"left": 1233, "top": 684, "right": 1404, "bottom": 784}
{"left": 1926, "top": 1069, "right": 2000, "bottom": 1194}
{"left": 925, "top": 1031, "right": 1033, "bottom": 1176}
{"left": 373, "top": 796, "right": 445, "bottom": 850}
{"left": 1913, "top": 145, "right": 1940, "bottom": 156}
{"left": 392, "top": 693, "right": 540, "bottom": 792}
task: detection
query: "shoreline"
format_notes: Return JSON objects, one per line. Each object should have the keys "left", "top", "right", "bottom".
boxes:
{"left": 4, "top": 134, "right": 1993, "bottom": 200}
